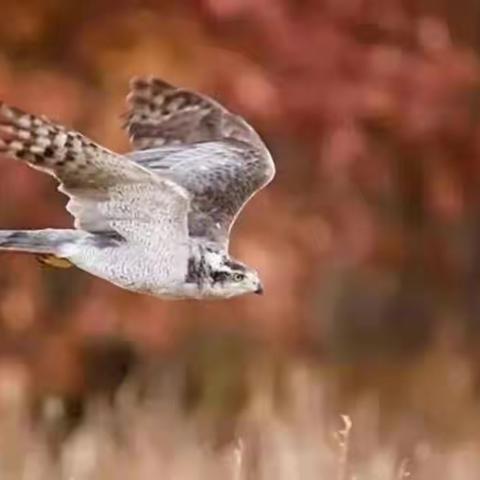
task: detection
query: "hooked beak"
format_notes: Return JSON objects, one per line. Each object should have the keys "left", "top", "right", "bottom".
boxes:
{"left": 254, "top": 283, "right": 264, "bottom": 295}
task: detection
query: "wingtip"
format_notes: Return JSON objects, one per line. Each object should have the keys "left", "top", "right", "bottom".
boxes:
{"left": 129, "top": 75, "right": 173, "bottom": 92}
{"left": 129, "top": 76, "right": 150, "bottom": 90}
{"left": 0, "top": 101, "right": 13, "bottom": 120}
{"left": 0, "top": 102, "right": 36, "bottom": 128}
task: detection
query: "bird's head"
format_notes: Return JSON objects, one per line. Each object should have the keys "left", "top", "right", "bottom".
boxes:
{"left": 203, "top": 255, "right": 263, "bottom": 298}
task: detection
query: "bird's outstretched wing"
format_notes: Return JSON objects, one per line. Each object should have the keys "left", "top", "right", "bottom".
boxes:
{"left": 124, "top": 76, "right": 265, "bottom": 150}
{"left": 124, "top": 77, "right": 275, "bottom": 247}
{"left": 0, "top": 102, "right": 190, "bottom": 247}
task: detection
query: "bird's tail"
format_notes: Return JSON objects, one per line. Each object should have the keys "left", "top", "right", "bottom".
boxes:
{"left": 0, "top": 229, "right": 81, "bottom": 255}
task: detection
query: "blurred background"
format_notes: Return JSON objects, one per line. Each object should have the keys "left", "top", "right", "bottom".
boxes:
{"left": 1, "top": 0, "right": 480, "bottom": 478}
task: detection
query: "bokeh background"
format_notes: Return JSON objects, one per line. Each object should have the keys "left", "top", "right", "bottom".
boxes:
{"left": 2, "top": 1, "right": 480, "bottom": 478}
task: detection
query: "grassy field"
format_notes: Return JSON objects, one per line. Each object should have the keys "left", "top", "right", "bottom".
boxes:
{"left": 0, "top": 338, "right": 477, "bottom": 480}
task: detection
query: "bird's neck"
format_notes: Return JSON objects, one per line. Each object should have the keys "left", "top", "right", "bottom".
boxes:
{"left": 186, "top": 240, "right": 228, "bottom": 286}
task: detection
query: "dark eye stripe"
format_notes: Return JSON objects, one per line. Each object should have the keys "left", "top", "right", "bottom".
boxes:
{"left": 211, "top": 271, "right": 229, "bottom": 283}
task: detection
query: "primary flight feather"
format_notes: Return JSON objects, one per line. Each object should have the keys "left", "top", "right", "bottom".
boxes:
{"left": 0, "top": 77, "right": 275, "bottom": 299}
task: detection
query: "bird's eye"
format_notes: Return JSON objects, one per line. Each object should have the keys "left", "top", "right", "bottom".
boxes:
{"left": 232, "top": 273, "right": 245, "bottom": 282}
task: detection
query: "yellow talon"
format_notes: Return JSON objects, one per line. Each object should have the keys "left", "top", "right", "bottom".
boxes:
{"left": 36, "top": 254, "right": 73, "bottom": 269}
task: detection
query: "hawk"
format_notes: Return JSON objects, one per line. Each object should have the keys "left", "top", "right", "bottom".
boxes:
{"left": 0, "top": 77, "right": 275, "bottom": 299}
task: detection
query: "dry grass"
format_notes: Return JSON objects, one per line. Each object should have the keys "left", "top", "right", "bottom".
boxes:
{"left": 0, "top": 350, "right": 478, "bottom": 480}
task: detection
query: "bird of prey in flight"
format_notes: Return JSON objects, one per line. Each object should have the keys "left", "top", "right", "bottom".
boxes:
{"left": 0, "top": 77, "right": 275, "bottom": 299}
